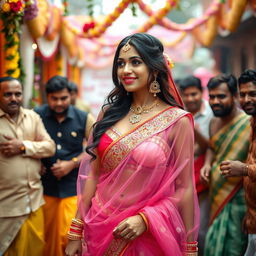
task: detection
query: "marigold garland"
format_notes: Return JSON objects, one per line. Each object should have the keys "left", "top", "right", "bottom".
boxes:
{"left": 0, "top": 0, "right": 254, "bottom": 76}
{"left": 0, "top": 0, "right": 26, "bottom": 79}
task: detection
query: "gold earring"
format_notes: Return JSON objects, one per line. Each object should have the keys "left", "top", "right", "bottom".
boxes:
{"left": 149, "top": 77, "right": 161, "bottom": 97}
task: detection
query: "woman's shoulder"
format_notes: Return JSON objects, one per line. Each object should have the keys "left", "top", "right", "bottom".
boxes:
{"left": 163, "top": 105, "right": 191, "bottom": 119}
{"left": 154, "top": 104, "right": 192, "bottom": 131}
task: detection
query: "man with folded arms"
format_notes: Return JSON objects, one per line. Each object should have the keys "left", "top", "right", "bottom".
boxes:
{"left": 0, "top": 76, "right": 55, "bottom": 256}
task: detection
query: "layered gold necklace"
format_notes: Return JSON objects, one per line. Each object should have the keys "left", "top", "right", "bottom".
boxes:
{"left": 129, "top": 99, "right": 159, "bottom": 124}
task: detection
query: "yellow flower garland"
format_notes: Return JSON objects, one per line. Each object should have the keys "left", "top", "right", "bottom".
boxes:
{"left": 1, "top": 0, "right": 24, "bottom": 79}
{"left": 4, "top": 32, "right": 20, "bottom": 78}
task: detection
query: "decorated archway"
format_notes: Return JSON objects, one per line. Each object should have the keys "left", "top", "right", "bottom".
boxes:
{"left": 0, "top": 0, "right": 255, "bottom": 111}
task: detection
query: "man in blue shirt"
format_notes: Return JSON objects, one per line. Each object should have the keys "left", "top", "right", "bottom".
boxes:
{"left": 35, "top": 75, "right": 94, "bottom": 256}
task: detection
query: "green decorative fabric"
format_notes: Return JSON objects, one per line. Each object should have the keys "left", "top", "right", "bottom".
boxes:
{"left": 205, "top": 113, "right": 250, "bottom": 256}
{"left": 210, "top": 113, "right": 250, "bottom": 222}
{"left": 204, "top": 188, "right": 247, "bottom": 256}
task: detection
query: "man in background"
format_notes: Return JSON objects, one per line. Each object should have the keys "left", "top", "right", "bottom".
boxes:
{"left": 220, "top": 69, "right": 256, "bottom": 256}
{"left": 35, "top": 75, "right": 94, "bottom": 256}
{"left": 0, "top": 77, "right": 55, "bottom": 256}
{"left": 201, "top": 74, "right": 250, "bottom": 256}
{"left": 179, "top": 75, "right": 213, "bottom": 255}
{"left": 68, "top": 81, "right": 92, "bottom": 114}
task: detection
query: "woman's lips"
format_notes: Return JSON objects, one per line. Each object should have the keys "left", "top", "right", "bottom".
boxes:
{"left": 123, "top": 77, "right": 136, "bottom": 85}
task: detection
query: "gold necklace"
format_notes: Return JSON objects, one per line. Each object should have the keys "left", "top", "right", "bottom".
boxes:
{"left": 129, "top": 99, "right": 159, "bottom": 124}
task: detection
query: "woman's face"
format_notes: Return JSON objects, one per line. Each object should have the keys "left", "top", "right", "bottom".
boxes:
{"left": 117, "top": 45, "right": 151, "bottom": 94}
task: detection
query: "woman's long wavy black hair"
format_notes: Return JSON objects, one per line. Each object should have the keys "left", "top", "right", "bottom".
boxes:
{"left": 86, "top": 33, "right": 182, "bottom": 160}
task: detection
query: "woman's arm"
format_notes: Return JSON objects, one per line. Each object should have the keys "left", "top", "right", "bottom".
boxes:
{"left": 65, "top": 153, "right": 100, "bottom": 256}
{"left": 172, "top": 116, "right": 199, "bottom": 242}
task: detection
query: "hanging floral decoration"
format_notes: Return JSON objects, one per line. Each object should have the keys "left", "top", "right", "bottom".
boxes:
{"left": 0, "top": 0, "right": 27, "bottom": 79}
{"left": 24, "top": 0, "right": 38, "bottom": 21}
{"left": 63, "top": 0, "right": 69, "bottom": 16}
{"left": 82, "top": 0, "right": 95, "bottom": 34}
{"left": 83, "top": 20, "right": 95, "bottom": 33}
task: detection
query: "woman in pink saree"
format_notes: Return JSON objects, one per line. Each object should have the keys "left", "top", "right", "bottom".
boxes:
{"left": 65, "top": 33, "right": 199, "bottom": 256}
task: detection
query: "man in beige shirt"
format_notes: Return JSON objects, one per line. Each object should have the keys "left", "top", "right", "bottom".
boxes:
{"left": 0, "top": 77, "right": 55, "bottom": 255}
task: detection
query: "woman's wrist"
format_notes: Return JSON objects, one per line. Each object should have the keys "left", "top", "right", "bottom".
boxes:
{"left": 67, "top": 218, "right": 84, "bottom": 241}
{"left": 138, "top": 212, "right": 149, "bottom": 232}
{"left": 182, "top": 241, "right": 198, "bottom": 256}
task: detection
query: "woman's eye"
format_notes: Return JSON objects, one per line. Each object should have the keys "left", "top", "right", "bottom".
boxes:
{"left": 132, "top": 59, "right": 141, "bottom": 65}
{"left": 117, "top": 61, "right": 124, "bottom": 67}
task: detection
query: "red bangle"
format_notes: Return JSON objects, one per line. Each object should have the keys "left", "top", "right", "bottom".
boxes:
{"left": 185, "top": 247, "right": 198, "bottom": 252}
{"left": 185, "top": 242, "right": 198, "bottom": 245}
{"left": 70, "top": 228, "right": 83, "bottom": 233}
{"left": 71, "top": 223, "right": 83, "bottom": 228}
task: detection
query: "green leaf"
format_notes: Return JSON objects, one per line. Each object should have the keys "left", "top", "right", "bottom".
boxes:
{"left": 130, "top": 3, "right": 137, "bottom": 17}
{"left": 6, "top": 55, "right": 15, "bottom": 61}
{"left": 6, "top": 69, "right": 15, "bottom": 75}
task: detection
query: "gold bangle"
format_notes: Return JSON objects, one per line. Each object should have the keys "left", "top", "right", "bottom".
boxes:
{"left": 182, "top": 242, "right": 198, "bottom": 246}
{"left": 67, "top": 232, "right": 82, "bottom": 241}
{"left": 138, "top": 212, "right": 149, "bottom": 232}
{"left": 185, "top": 244, "right": 198, "bottom": 248}
{"left": 184, "top": 247, "right": 198, "bottom": 253}
{"left": 185, "top": 253, "right": 198, "bottom": 256}
{"left": 185, "top": 248, "right": 198, "bottom": 252}
{"left": 71, "top": 218, "right": 84, "bottom": 226}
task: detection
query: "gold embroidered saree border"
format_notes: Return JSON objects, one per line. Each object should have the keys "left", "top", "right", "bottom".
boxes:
{"left": 103, "top": 238, "right": 130, "bottom": 256}
{"left": 101, "top": 107, "right": 187, "bottom": 172}
{"left": 101, "top": 106, "right": 173, "bottom": 162}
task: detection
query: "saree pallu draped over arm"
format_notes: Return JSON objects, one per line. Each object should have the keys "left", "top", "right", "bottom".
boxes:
{"left": 77, "top": 107, "right": 199, "bottom": 256}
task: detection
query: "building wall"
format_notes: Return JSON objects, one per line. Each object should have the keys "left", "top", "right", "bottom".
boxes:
{"left": 211, "top": 16, "right": 256, "bottom": 76}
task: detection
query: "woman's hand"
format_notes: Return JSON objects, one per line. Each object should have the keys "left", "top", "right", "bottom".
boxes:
{"left": 113, "top": 215, "right": 147, "bottom": 240}
{"left": 65, "top": 240, "right": 82, "bottom": 256}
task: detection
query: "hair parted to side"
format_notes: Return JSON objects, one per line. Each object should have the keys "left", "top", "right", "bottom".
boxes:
{"left": 207, "top": 74, "right": 238, "bottom": 96}
{"left": 0, "top": 76, "right": 22, "bottom": 90}
{"left": 86, "top": 32, "right": 181, "bottom": 160}
{"left": 45, "top": 75, "right": 71, "bottom": 94}
{"left": 238, "top": 69, "right": 256, "bottom": 86}
{"left": 179, "top": 75, "right": 202, "bottom": 92}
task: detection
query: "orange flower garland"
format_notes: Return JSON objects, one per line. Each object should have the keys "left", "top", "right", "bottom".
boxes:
{"left": 0, "top": 0, "right": 25, "bottom": 79}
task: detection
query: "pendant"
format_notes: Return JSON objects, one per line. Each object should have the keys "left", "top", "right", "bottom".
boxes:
{"left": 129, "top": 114, "right": 141, "bottom": 124}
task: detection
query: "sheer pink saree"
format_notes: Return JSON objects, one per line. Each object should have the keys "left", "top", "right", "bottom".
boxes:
{"left": 77, "top": 107, "right": 199, "bottom": 256}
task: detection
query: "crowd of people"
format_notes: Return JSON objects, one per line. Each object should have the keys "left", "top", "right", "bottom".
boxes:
{"left": 0, "top": 32, "right": 255, "bottom": 256}
{"left": 178, "top": 70, "right": 256, "bottom": 256}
